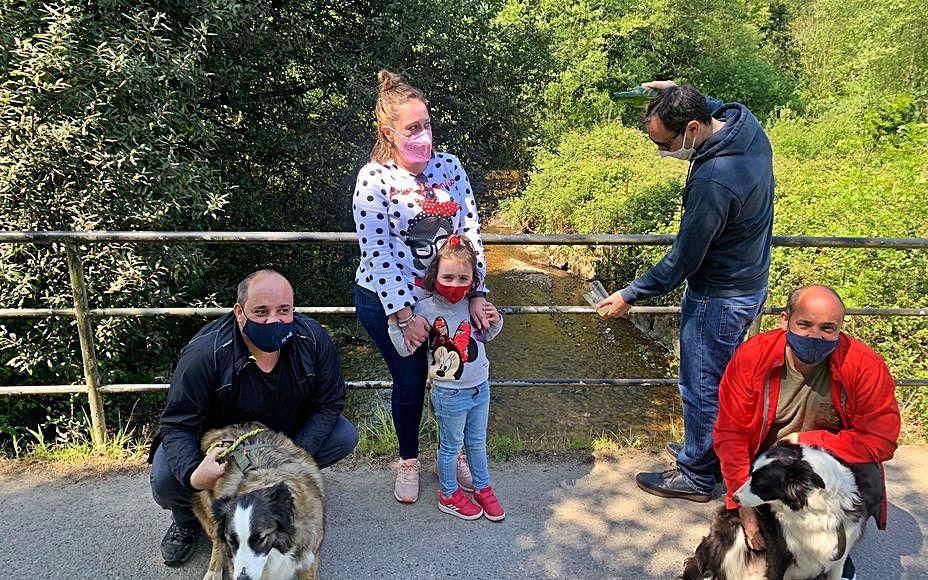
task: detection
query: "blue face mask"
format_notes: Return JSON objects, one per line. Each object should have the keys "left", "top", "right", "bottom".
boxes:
{"left": 242, "top": 316, "right": 296, "bottom": 352}
{"left": 786, "top": 330, "right": 839, "bottom": 365}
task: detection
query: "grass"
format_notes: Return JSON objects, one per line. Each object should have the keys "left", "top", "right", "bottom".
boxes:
{"left": 355, "top": 406, "right": 400, "bottom": 457}
{"left": 3, "top": 402, "right": 149, "bottom": 462}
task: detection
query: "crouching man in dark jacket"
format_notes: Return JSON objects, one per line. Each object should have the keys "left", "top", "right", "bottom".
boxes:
{"left": 149, "top": 269, "right": 358, "bottom": 567}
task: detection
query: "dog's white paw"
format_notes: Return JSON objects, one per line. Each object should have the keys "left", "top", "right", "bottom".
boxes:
{"left": 201, "top": 571, "right": 222, "bottom": 580}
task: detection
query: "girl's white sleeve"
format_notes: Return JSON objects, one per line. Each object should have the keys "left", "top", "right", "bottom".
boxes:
{"left": 387, "top": 324, "right": 413, "bottom": 357}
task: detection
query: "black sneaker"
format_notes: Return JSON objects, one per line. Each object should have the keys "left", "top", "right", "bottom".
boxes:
{"left": 665, "top": 441, "right": 682, "bottom": 462}
{"left": 636, "top": 469, "right": 711, "bottom": 503}
{"left": 160, "top": 521, "right": 200, "bottom": 566}
{"left": 842, "top": 556, "right": 856, "bottom": 580}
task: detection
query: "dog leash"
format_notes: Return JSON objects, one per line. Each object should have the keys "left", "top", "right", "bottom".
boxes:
{"left": 832, "top": 520, "right": 847, "bottom": 561}
{"left": 206, "top": 427, "right": 268, "bottom": 462}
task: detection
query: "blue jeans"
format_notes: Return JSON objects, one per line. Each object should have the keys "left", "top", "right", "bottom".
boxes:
{"left": 431, "top": 381, "right": 491, "bottom": 496}
{"left": 354, "top": 286, "right": 428, "bottom": 460}
{"left": 150, "top": 415, "right": 358, "bottom": 527}
{"left": 675, "top": 286, "right": 767, "bottom": 492}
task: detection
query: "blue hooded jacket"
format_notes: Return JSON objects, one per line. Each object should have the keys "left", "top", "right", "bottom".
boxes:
{"left": 620, "top": 98, "right": 774, "bottom": 302}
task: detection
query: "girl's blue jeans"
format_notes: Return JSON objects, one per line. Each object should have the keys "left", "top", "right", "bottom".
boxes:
{"left": 674, "top": 285, "right": 767, "bottom": 493}
{"left": 431, "top": 381, "right": 491, "bottom": 496}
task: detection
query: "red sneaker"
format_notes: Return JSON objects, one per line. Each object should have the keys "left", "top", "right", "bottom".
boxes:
{"left": 438, "top": 488, "right": 483, "bottom": 520}
{"left": 473, "top": 486, "right": 505, "bottom": 521}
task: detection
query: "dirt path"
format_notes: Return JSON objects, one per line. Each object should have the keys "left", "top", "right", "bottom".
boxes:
{"left": 2, "top": 447, "right": 926, "bottom": 579}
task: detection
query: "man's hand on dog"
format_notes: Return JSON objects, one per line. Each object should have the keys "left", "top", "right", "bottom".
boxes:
{"left": 190, "top": 447, "right": 226, "bottom": 491}
{"left": 738, "top": 506, "right": 768, "bottom": 551}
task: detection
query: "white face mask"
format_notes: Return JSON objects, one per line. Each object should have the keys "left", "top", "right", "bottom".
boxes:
{"left": 659, "top": 126, "right": 697, "bottom": 161}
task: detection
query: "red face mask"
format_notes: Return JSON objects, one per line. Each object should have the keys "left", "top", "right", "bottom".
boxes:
{"left": 434, "top": 281, "right": 470, "bottom": 304}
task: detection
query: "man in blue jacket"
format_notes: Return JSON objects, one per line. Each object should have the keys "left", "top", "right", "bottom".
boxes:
{"left": 149, "top": 269, "right": 358, "bottom": 566}
{"left": 598, "top": 81, "right": 774, "bottom": 502}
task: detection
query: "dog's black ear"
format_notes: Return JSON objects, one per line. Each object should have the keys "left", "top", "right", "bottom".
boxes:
{"left": 264, "top": 482, "right": 296, "bottom": 553}
{"left": 773, "top": 438, "right": 800, "bottom": 450}
{"left": 782, "top": 461, "right": 822, "bottom": 511}
{"left": 809, "top": 470, "right": 826, "bottom": 490}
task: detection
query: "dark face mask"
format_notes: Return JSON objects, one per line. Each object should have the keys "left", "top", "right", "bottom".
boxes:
{"left": 242, "top": 315, "right": 296, "bottom": 352}
{"left": 786, "top": 330, "right": 839, "bottom": 365}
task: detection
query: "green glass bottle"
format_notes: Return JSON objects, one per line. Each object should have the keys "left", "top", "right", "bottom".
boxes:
{"left": 613, "top": 86, "right": 658, "bottom": 107}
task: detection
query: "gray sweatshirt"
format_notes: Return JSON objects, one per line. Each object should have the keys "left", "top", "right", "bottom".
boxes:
{"left": 389, "top": 295, "right": 503, "bottom": 389}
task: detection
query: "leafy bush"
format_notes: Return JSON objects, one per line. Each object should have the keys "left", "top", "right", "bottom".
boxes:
{"left": 503, "top": 121, "right": 685, "bottom": 284}
{"left": 499, "top": 0, "right": 795, "bottom": 140}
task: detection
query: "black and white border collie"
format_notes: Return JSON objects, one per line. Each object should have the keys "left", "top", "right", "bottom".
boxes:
{"left": 680, "top": 441, "right": 867, "bottom": 580}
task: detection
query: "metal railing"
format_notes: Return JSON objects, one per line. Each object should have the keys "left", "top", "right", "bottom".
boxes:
{"left": 1, "top": 231, "right": 927, "bottom": 447}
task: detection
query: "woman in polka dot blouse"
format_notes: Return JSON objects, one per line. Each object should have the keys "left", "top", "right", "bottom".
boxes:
{"left": 352, "top": 69, "right": 490, "bottom": 504}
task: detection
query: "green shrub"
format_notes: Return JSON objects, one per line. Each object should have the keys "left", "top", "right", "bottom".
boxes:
{"left": 503, "top": 121, "right": 685, "bottom": 286}
{"left": 499, "top": 0, "right": 795, "bottom": 141}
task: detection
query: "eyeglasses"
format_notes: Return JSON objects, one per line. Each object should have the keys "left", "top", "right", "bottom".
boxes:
{"left": 651, "top": 130, "right": 682, "bottom": 151}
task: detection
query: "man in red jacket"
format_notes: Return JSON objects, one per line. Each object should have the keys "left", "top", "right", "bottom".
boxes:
{"left": 715, "top": 284, "right": 900, "bottom": 578}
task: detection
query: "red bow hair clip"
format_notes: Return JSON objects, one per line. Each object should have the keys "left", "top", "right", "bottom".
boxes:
{"left": 448, "top": 235, "right": 461, "bottom": 248}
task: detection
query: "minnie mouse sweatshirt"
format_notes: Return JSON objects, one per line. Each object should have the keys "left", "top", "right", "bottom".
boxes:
{"left": 389, "top": 294, "right": 503, "bottom": 389}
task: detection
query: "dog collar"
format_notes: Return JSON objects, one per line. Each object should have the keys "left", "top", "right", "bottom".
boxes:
{"left": 227, "top": 442, "right": 275, "bottom": 475}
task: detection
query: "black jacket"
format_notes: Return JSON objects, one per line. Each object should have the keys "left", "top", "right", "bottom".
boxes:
{"left": 621, "top": 97, "right": 774, "bottom": 302}
{"left": 152, "top": 312, "right": 346, "bottom": 490}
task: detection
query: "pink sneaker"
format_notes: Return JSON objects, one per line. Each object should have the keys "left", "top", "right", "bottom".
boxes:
{"left": 456, "top": 452, "right": 474, "bottom": 492}
{"left": 394, "top": 459, "right": 420, "bottom": 503}
{"left": 433, "top": 451, "right": 474, "bottom": 492}
{"left": 473, "top": 486, "right": 505, "bottom": 521}
{"left": 438, "top": 488, "right": 483, "bottom": 520}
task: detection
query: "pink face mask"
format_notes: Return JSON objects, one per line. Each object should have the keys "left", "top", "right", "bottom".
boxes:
{"left": 389, "top": 126, "right": 432, "bottom": 164}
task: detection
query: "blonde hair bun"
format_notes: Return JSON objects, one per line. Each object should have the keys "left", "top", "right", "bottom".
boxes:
{"left": 377, "top": 69, "right": 404, "bottom": 93}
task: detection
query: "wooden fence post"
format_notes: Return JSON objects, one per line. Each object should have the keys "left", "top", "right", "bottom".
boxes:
{"left": 65, "top": 243, "right": 106, "bottom": 447}
{"left": 745, "top": 314, "right": 763, "bottom": 340}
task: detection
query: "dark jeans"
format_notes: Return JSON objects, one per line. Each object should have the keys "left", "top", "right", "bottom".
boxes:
{"left": 675, "top": 285, "right": 767, "bottom": 492}
{"left": 150, "top": 415, "right": 357, "bottom": 527}
{"left": 354, "top": 286, "right": 428, "bottom": 460}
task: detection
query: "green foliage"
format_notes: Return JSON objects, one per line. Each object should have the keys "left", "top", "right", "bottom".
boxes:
{"left": 1, "top": 2, "right": 232, "bottom": 391}
{"left": 790, "top": 0, "right": 928, "bottom": 106}
{"left": 504, "top": 123, "right": 683, "bottom": 232}
{"left": 503, "top": 121, "right": 684, "bottom": 284}
{"left": 499, "top": 0, "right": 795, "bottom": 140}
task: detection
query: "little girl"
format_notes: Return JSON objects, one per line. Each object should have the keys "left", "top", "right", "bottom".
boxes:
{"left": 389, "top": 235, "right": 505, "bottom": 521}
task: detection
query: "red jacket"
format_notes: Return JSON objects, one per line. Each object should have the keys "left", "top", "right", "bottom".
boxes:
{"left": 714, "top": 329, "right": 900, "bottom": 529}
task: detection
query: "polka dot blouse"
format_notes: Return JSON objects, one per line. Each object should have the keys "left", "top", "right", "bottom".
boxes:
{"left": 352, "top": 152, "right": 488, "bottom": 315}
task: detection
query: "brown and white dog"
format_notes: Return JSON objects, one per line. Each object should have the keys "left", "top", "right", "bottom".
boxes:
{"left": 193, "top": 422, "right": 325, "bottom": 580}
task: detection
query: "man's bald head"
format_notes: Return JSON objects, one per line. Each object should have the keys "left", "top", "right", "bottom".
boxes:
{"left": 236, "top": 269, "right": 292, "bottom": 306}
{"left": 785, "top": 285, "right": 846, "bottom": 319}
{"left": 780, "top": 284, "right": 845, "bottom": 337}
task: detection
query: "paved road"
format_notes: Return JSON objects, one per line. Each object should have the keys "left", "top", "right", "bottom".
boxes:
{"left": 1, "top": 448, "right": 926, "bottom": 579}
